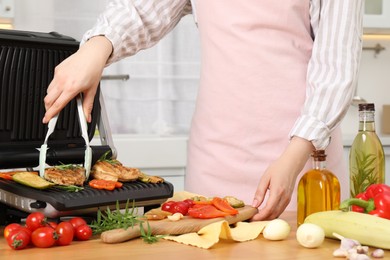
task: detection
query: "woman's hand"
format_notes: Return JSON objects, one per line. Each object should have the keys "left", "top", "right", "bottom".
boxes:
{"left": 251, "top": 136, "right": 314, "bottom": 221}
{"left": 43, "top": 36, "right": 113, "bottom": 124}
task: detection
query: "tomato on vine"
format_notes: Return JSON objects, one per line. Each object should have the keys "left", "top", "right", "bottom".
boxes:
{"left": 69, "top": 217, "right": 87, "bottom": 232}
{"left": 56, "top": 221, "right": 74, "bottom": 246}
{"left": 31, "top": 227, "right": 57, "bottom": 248}
{"left": 6, "top": 229, "right": 31, "bottom": 250}
{"left": 3, "top": 223, "right": 23, "bottom": 239}
{"left": 26, "top": 212, "right": 46, "bottom": 231}
{"left": 46, "top": 221, "right": 58, "bottom": 229}
{"left": 75, "top": 224, "right": 92, "bottom": 241}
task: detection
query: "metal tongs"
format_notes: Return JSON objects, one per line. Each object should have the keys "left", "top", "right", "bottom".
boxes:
{"left": 39, "top": 94, "right": 92, "bottom": 179}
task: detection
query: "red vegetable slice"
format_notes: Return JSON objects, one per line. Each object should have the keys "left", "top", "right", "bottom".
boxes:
{"left": 212, "top": 197, "right": 239, "bottom": 215}
{"left": 187, "top": 205, "right": 230, "bottom": 219}
{"left": 89, "top": 179, "right": 119, "bottom": 190}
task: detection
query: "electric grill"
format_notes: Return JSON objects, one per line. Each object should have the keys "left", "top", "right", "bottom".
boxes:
{"left": 0, "top": 29, "right": 174, "bottom": 224}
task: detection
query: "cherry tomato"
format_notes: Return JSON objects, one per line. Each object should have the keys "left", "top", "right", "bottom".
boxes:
{"left": 26, "top": 212, "right": 46, "bottom": 232}
{"left": 173, "top": 201, "right": 190, "bottom": 215}
{"left": 3, "top": 223, "right": 23, "bottom": 239}
{"left": 46, "top": 221, "right": 58, "bottom": 229}
{"left": 56, "top": 221, "right": 74, "bottom": 246}
{"left": 75, "top": 224, "right": 92, "bottom": 241}
{"left": 161, "top": 201, "right": 176, "bottom": 213}
{"left": 162, "top": 200, "right": 191, "bottom": 215}
{"left": 31, "top": 227, "right": 57, "bottom": 248}
{"left": 6, "top": 229, "right": 31, "bottom": 250}
{"left": 183, "top": 199, "right": 195, "bottom": 207}
{"left": 69, "top": 217, "right": 87, "bottom": 232}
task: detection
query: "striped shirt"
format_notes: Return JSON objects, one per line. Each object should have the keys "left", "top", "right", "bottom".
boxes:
{"left": 82, "top": 0, "right": 364, "bottom": 150}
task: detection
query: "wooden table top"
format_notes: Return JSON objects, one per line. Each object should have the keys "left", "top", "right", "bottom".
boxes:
{"left": 0, "top": 211, "right": 385, "bottom": 260}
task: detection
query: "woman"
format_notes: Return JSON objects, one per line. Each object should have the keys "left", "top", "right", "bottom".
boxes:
{"left": 43, "top": 0, "right": 364, "bottom": 220}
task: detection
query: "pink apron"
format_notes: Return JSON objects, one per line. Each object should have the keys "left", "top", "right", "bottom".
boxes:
{"left": 185, "top": 0, "right": 348, "bottom": 210}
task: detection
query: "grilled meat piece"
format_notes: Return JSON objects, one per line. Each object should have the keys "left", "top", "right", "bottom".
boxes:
{"left": 44, "top": 166, "right": 86, "bottom": 186}
{"left": 91, "top": 160, "right": 140, "bottom": 182}
{"left": 91, "top": 160, "right": 164, "bottom": 183}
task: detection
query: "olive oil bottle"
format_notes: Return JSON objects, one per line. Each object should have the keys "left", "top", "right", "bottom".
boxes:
{"left": 349, "top": 103, "right": 385, "bottom": 198}
{"left": 297, "top": 150, "right": 340, "bottom": 226}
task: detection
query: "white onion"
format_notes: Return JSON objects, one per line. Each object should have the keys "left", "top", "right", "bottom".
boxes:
{"left": 296, "top": 223, "right": 325, "bottom": 248}
{"left": 262, "top": 219, "right": 291, "bottom": 241}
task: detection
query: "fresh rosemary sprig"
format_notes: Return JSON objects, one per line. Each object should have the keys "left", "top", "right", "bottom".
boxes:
{"left": 350, "top": 152, "right": 378, "bottom": 197}
{"left": 53, "top": 163, "right": 83, "bottom": 171}
{"left": 55, "top": 184, "right": 84, "bottom": 192}
{"left": 89, "top": 200, "right": 163, "bottom": 244}
{"left": 139, "top": 221, "right": 166, "bottom": 244}
{"left": 89, "top": 200, "right": 142, "bottom": 235}
{"left": 97, "top": 150, "right": 119, "bottom": 165}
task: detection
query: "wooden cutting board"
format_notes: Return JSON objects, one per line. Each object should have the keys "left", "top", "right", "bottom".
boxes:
{"left": 101, "top": 205, "right": 258, "bottom": 243}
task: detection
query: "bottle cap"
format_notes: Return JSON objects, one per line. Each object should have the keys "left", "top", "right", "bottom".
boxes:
{"left": 312, "top": 150, "right": 326, "bottom": 161}
{"left": 358, "top": 103, "right": 375, "bottom": 112}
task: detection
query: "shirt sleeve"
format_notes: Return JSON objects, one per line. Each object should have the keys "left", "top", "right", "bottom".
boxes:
{"left": 81, "top": 0, "right": 192, "bottom": 65}
{"left": 289, "top": 0, "right": 364, "bottom": 150}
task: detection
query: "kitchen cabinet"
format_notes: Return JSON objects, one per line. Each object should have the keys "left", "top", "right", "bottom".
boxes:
{"left": 364, "top": 0, "right": 390, "bottom": 32}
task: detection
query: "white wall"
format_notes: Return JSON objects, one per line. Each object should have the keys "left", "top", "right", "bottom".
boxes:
{"left": 341, "top": 35, "right": 390, "bottom": 142}
{"left": 13, "top": 0, "right": 107, "bottom": 40}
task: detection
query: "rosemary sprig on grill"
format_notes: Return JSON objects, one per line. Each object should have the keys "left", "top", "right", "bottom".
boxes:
{"left": 53, "top": 163, "right": 83, "bottom": 171}
{"left": 97, "top": 150, "right": 119, "bottom": 165}
{"left": 55, "top": 184, "right": 84, "bottom": 192}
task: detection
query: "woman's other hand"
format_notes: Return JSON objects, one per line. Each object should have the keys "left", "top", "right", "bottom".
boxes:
{"left": 43, "top": 36, "right": 112, "bottom": 124}
{"left": 251, "top": 136, "right": 314, "bottom": 221}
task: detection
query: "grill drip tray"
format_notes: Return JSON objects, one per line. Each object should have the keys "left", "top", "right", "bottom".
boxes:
{"left": 0, "top": 179, "right": 173, "bottom": 220}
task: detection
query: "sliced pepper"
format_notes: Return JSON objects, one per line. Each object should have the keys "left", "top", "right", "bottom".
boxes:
{"left": 89, "top": 179, "right": 122, "bottom": 191}
{"left": 0, "top": 171, "right": 38, "bottom": 181}
{"left": 211, "top": 197, "right": 239, "bottom": 215}
{"left": 114, "top": 181, "right": 123, "bottom": 188}
{"left": 187, "top": 205, "right": 230, "bottom": 219}
{"left": 0, "top": 173, "right": 13, "bottom": 180}
{"left": 192, "top": 200, "right": 213, "bottom": 205}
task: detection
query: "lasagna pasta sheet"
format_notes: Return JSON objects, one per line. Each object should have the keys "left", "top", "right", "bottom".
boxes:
{"left": 163, "top": 220, "right": 269, "bottom": 249}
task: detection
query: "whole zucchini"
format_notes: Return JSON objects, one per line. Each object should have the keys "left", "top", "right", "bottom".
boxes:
{"left": 304, "top": 210, "right": 390, "bottom": 249}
